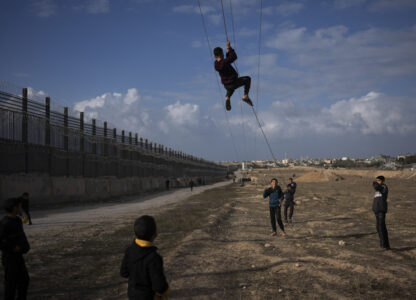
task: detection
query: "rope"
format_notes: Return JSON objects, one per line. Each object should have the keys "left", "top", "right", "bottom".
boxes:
{"left": 197, "top": 0, "right": 240, "bottom": 161}
{"left": 256, "top": 0, "right": 263, "bottom": 108}
{"left": 220, "top": 0, "right": 229, "bottom": 42}
{"left": 251, "top": 106, "right": 277, "bottom": 162}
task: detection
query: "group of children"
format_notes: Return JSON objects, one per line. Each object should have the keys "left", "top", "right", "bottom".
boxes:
{"left": 263, "top": 177, "right": 297, "bottom": 237}
{"left": 0, "top": 175, "right": 391, "bottom": 299}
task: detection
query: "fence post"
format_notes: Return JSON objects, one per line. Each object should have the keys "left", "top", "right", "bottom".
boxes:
{"left": 45, "top": 97, "right": 51, "bottom": 175}
{"left": 104, "top": 121, "right": 108, "bottom": 156}
{"left": 145, "top": 139, "right": 148, "bottom": 150}
{"left": 140, "top": 137, "right": 143, "bottom": 149}
{"left": 22, "top": 88, "right": 28, "bottom": 173}
{"left": 64, "top": 107, "right": 69, "bottom": 177}
{"left": 135, "top": 133, "right": 138, "bottom": 146}
{"left": 92, "top": 119, "right": 96, "bottom": 154}
{"left": 80, "top": 112, "right": 84, "bottom": 177}
{"left": 113, "top": 128, "right": 117, "bottom": 158}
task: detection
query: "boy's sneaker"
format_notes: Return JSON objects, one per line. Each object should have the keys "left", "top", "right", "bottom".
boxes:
{"left": 242, "top": 96, "right": 253, "bottom": 107}
{"left": 225, "top": 97, "right": 231, "bottom": 111}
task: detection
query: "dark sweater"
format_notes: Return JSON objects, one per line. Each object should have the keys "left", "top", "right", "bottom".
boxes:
{"left": 214, "top": 48, "right": 238, "bottom": 85}
{"left": 0, "top": 216, "right": 30, "bottom": 260}
{"left": 372, "top": 182, "right": 388, "bottom": 213}
{"left": 290, "top": 182, "right": 297, "bottom": 194}
{"left": 284, "top": 190, "right": 294, "bottom": 204}
{"left": 121, "top": 241, "right": 169, "bottom": 300}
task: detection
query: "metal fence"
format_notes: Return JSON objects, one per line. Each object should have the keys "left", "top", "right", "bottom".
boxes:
{"left": 0, "top": 82, "right": 226, "bottom": 178}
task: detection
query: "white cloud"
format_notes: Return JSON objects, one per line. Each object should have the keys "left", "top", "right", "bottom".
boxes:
{"left": 369, "top": 0, "right": 416, "bottom": 11}
{"left": 164, "top": 101, "right": 200, "bottom": 127}
{"left": 260, "top": 25, "right": 416, "bottom": 101}
{"left": 333, "top": 0, "right": 367, "bottom": 9}
{"left": 86, "top": 0, "right": 110, "bottom": 14}
{"left": 73, "top": 88, "right": 147, "bottom": 134}
{"left": 263, "top": 2, "right": 305, "bottom": 16}
{"left": 172, "top": 4, "right": 214, "bottom": 14}
{"left": 255, "top": 92, "right": 416, "bottom": 138}
{"left": 32, "top": 0, "right": 57, "bottom": 18}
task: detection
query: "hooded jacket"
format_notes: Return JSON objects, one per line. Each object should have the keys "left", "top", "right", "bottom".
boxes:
{"left": 120, "top": 240, "right": 169, "bottom": 300}
{"left": 372, "top": 182, "right": 388, "bottom": 214}
{"left": 214, "top": 47, "right": 238, "bottom": 85}
{"left": 263, "top": 186, "right": 284, "bottom": 207}
{"left": 284, "top": 189, "right": 295, "bottom": 204}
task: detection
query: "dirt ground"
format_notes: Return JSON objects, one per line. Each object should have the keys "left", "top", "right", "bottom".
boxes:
{"left": 1, "top": 167, "right": 415, "bottom": 299}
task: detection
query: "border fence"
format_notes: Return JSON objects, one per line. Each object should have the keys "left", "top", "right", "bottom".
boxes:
{"left": 0, "top": 81, "right": 226, "bottom": 179}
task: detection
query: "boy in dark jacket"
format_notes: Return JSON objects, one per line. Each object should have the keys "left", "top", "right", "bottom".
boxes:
{"left": 0, "top": 197, "right": 30, "bottom": 300}
{"left": 214, "top": 40, "right": 253, "bottom": 111}
{"left": 289, "top": 178, "right": 297, "bottom": 194}
{"left": 283, "top": 184, "right": 295, "bottom": 224}
{"left": 263, "top": 179, "right": 286, "bottom": 237}
{"left": 121, "top": 215, "right": 170, "bottom": 300}
{"left": 372, "top": 175, "right": 390, "bottom": 250}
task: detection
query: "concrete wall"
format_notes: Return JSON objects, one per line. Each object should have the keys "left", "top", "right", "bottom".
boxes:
{"left": 0, "top": 174, "right": 224, "bottom": 208}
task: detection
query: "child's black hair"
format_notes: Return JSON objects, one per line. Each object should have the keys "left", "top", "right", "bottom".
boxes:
{"left": 287, "top": 184, "right": 292, "bottom": 188}
{"left": 3, "top": 197, "right": 22, "bottom": 213}
{"left": 134, "top": 215, "right": 156, "bottom": 241}
{"left": 289, "top": 177, "right": 293, "bottom": 181}
{"left": 376, "top": 175, "right": 385, "bottom": 182}
{"left": 213, "top": 47, "right": 223, "bottom": 57}
{"left": 271, "top": 178, "right": 278, "bottom": 183}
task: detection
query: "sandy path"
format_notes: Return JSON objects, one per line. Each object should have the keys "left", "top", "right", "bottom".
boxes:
{"left": 25, "top": 181, "right": 231, "bottom": 234}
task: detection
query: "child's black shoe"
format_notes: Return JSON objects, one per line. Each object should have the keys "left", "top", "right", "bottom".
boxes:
{"left": 225, "top": 97, "right": 231, "bottom": 111}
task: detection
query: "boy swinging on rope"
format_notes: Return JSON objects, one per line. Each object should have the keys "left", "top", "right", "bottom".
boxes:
{"left": 214, "top": 41, "right": 253, "bottom": 111}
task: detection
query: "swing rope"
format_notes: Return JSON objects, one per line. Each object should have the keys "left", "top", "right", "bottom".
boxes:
{"left": 228, "top": 0, "right": 248, "bottom": 162}
{"left": 197, "top": 0, "right": 240, "bottom": 161}
{"left": 219, "top": 0, "right": 279, "bottom": 164}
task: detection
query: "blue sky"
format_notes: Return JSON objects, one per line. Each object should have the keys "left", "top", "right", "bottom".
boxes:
{"left": 1, "top": 0, "right": 415, "bottom": 161}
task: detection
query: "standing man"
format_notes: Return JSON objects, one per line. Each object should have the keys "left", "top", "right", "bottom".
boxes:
{"left": 189, "top": 180, "right": 195, "bottom": 192}
{"left": 263, "top": 179, "right": 286, "bottom": 237}
{"left": 283, "top": 184, "right": 295, "bottom": 224}
{"left": 21, "top": 193, "right": 32, "bottom": 225}
{"left": 0, "top": 197, "right": 31, "bottom": 300}
{"left": 372, "top": 176, "right": 390, "bottom": 250}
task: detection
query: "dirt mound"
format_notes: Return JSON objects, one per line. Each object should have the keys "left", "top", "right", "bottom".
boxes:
{"left": 296, "top": 171, "right": 329, "bottom": 182}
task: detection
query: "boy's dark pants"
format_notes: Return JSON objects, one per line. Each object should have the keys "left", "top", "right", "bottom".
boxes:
{"left": 224, "top": 76, "right": 251, "bottom": 98}
{"left": 284, "top": 202, "right": 294, "bottom": 221}
{"left": 2, "top": 255, "right": 29, "bottom": 300}
{"left": 375, "top": 212, "right": 390, "bottom": 248}
{"left": 269, "top": 206, "right": 284, "bottom": 232}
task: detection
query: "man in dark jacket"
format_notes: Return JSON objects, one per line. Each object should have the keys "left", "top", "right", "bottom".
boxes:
{"left": 0, "top": 197, "right": 30, "bottom": 300}
{"left": 263, "top": 179, "right": 286, "bottom": 237}
{"left": 121, "top": 215, "right": 170, "bottom": 300}
{"left": 372, "top": 175, "right": 390, "bottom": 250}
{"left": 283, "top": 184, "right": 295, "bottom": 224}
{"left": 289, "top": 178, "right": 297, "bottom": 194}
{"left": 214, "top": 40, "right": 253, "bottom": 111}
